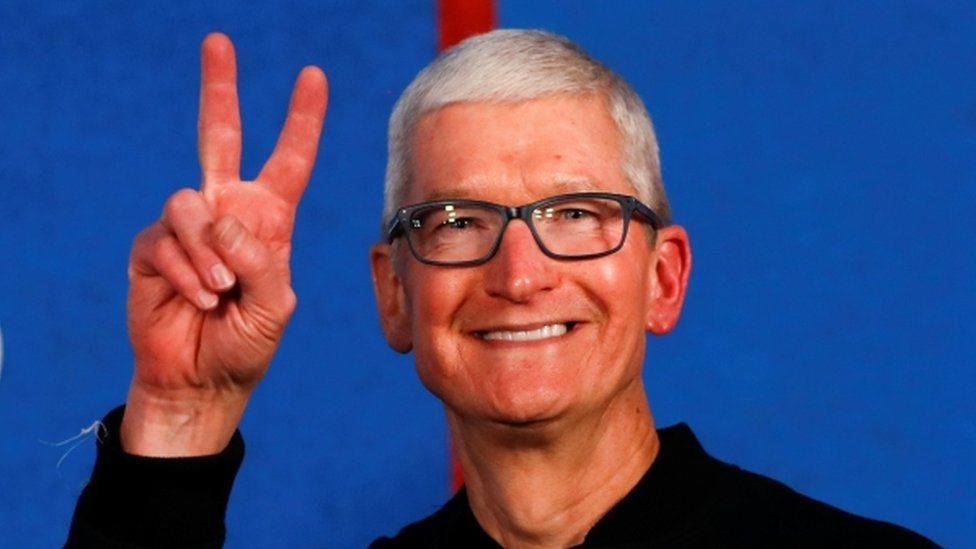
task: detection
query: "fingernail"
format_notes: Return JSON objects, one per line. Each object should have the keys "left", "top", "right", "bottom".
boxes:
{"left": 216, "top": 218, "right": 244, "bottom": 250}
{"left": 211, "top": 264, "right": 235, "bottom": 289}
{"left": 197, "top": 289, "right": 219, "bottom": 309}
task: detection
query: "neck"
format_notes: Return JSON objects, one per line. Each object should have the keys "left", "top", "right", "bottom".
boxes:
{"left": 448, "top": 378, "right": 659, "bottom": 549}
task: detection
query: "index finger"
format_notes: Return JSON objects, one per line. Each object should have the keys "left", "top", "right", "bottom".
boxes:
{"left": 198, "top": 33, "right": 243, "bottom": 192}
{"left": 257, "top": 66, "right": 328, "bottom": 205}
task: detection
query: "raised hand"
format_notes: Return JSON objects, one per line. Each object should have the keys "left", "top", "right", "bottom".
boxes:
{"left": 121, "top": 33, "right": 327, "bottom": 456}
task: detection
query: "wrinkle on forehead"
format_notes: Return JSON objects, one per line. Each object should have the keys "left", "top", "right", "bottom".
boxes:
{"left": 418, "top": 174, "right": 604, "bottom": 204}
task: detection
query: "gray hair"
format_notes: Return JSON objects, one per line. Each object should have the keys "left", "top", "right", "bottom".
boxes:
{"left": 382, "top": 29, "right": 671, "bottom": 231}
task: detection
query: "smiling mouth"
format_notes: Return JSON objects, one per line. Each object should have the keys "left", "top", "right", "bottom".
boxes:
{"left": 477, "top": 322, "right": 578, "bottom": 342}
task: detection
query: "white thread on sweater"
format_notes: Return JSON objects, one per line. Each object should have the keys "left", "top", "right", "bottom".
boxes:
{"left": 41, "top": 420, "right": 109, "bottom": 489}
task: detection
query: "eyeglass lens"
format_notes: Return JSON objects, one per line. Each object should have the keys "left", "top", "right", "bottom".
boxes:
{"left": 406, "top": 196, "right": 627, "bottom": 264}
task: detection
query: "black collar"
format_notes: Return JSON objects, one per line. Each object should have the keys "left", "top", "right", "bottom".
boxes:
{"left": 435, "top": 423, "right": 719, "bottom": 547}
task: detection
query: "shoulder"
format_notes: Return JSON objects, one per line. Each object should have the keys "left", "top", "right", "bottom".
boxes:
{"left": 624, "top": 424, "right": 938, "bottom": 547}
{"left": 699, "top": 450, "right": 937, "bottom": 547}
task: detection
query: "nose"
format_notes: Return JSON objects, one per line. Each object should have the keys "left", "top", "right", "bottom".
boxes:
{"left": 482, "top": 220, "right": 558, "bottom": 303}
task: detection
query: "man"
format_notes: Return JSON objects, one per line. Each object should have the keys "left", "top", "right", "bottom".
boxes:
{"left": 67, "top": 30, "right": 934, "bottom": 547}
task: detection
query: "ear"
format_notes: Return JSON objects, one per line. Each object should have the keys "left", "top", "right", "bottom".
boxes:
{"left": 645, "top": 225, "right": 692, "bottom": 335}
{"left": 369, "top": 243, "right": 413, "bottom": 353}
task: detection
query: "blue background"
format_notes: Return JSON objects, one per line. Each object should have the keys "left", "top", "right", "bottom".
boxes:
{"left": 0, "top": 1, "right": 973, "bottom": 547}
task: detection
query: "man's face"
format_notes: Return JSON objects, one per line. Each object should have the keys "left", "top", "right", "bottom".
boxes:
{"left": 373, "top": 94, "right": 684, "bottom": 426}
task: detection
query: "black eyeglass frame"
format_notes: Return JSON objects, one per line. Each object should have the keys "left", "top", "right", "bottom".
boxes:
{"left": 386, "top": 192, "right": 665, "bottom": 267}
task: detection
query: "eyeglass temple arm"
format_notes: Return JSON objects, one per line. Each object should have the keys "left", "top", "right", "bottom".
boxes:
{"left": 386, "top": 213, "right": 404, "bottom": 242}
{"left": 631, "top": 199, "right": 664, "bottom": 229}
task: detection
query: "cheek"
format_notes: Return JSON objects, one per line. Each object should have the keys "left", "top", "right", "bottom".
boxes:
{"left": 408, "top": 270, "right": 467, "bottom": 330}
{"left": 587, "top": 249, "right": 653, "bottom": 326}
{"left": 577, "top": 249, "right": 653, "bottom": 377}
{"left": 404, "top": 269, "right": 475, "bottom": 377}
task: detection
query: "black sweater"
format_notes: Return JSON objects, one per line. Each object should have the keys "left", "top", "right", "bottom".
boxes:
{"left": 67, "top": 407, "right": 937, "bottom": 548}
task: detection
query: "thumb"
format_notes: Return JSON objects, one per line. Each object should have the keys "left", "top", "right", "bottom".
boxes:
{"left": 212, "top": 215, "right": 297, "bottom": 318}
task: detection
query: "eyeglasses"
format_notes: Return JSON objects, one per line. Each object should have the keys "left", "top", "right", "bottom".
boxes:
{"left": 386, "top": 192, "right": 664, "bottom": 266}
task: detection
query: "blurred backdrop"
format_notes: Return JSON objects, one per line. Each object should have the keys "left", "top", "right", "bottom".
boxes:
{"left": 0, "top": 1, "right": 973, "bottom": 547}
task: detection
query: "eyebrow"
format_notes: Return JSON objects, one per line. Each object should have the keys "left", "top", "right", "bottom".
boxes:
{"left": 419, "top": 176, "right": 602, "bottom": 202}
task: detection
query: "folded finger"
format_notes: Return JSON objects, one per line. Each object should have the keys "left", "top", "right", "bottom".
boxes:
{"left": 161, "top": 189, "right": 236, "bottom": 292}
{"left": 211, "top": 215, "right": 297, "bottom": 319}
{"left": 132, "top": 223, "right": 219, "bottom": 310}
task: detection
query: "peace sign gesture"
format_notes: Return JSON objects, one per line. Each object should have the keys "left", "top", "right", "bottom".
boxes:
{"left": 121, "top": 33, "right": 327, "bottom": 456}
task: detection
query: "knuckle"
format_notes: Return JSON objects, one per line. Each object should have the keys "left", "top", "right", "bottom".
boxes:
{"left": 158, "top": 251, "right": 200, "bottom": 293}
{"left": 131, "top": 223, "right": 163, "bottom": 262}
{"left": 152, "top": 238, "right": 193, "bottom": 279}
{"left": 163, "top": 188, "right": 200, "bottom": 219}
{"left": 235, "top": 233, "right": 269, "bottom": 268}
{"left": 205, "top": 124, "right": 240, "bottom": 141}
{"left": 283, "top": 149, "right": 311, "bottom": 171}
{"left": 131, "top": 227, "right": 150, "bottom": 251}
{"left": 149, "top": 233, "right": 174, "bottom": 261}
{"left": 264, "top": 150, "right": 309, "bottom": 181}
{"left": 281, "top": 287, "right": 298, "bottom": 315}
{"left": 174, "top": 269, "right": 201, "bottom": 294}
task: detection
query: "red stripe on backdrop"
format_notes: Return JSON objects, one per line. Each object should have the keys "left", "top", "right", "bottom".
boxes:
{"left": 435, "top": 0, "right": 496, "bottom": 493}
{"left": 438, "top": 0, "right": 496, "bottom": 52}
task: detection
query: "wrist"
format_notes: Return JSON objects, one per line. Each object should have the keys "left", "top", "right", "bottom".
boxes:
{"left": 121, "top": 383, "right": 250, "bottom": 457}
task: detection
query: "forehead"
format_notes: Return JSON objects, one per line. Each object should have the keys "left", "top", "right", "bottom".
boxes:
{"left": 407, "top": 94, "right": 629, "bottom": 205}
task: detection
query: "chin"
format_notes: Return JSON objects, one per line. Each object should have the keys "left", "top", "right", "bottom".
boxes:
{"left": 481, "top": 383, "right": 574, "bottom": 427}
{"left": 417, "top": 348, "right": 586, "bottom": 426}
{"left": 433, "top": 376, "right": 568, "bottom": 426}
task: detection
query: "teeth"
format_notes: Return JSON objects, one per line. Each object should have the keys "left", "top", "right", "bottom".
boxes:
{"left": 482, "top": 323, "right": 569, "bottom": 342}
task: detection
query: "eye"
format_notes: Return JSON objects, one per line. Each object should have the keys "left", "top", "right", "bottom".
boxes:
{"left": 411, "top": 204, "right": 499, "bottom": 241}
{"left": 541, "top": 206, "right": 598, "bottom": 222}
{"left": 441, "top": 217, "right": 475, "bottom": 230}
{"left": 560, "top": 208, "right": 591, "bottom": 220}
